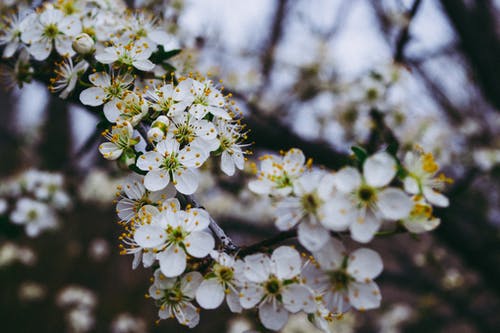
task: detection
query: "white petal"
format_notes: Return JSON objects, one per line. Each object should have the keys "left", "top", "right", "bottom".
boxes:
{"left": 158, "top": 245, "right": 186, "bottom": 277}
{"left": 348, "top": 281, "right": 381, "bottom": 310}
{"left": 423, "top": 187, "right": 449, "bottom": 207}
{"left": 363, "top": 152, "right": 396, "bottom": 188}
{"left": 347, "top": 248, "right": 383, "bottom": 281}
{"left": 282, "top": 284, "right": 316, "bottom": 313}
{"left": 98, "top": 142, "right": 122, "bottom": 160}
{"left": 349, "top": 212, "right": 381, "bottom": 243}
{"left": 248, "top": 179, "right": 273, "bottom": 195}
{"left": 377, "top": 188, "right": 412, "bottom": 220}
{"left": 244, "top": 253, "right": 271, "bottom": 283}
{"left": 239, "top": 283, "right": 264, "bottom": 309}
{"left": 54, "top": 37, "right": 75, "bottom": 57}
{"left": 95, "top": 49, "right": 117, "bottom": 64}
{"left": 173, "top": 302, "right": 199, "bottom": 328}
{"left": 271, "top": 246, "right": 302, "bottom": 280}
{"left": 283, "top": 148, "right": 305, "bottom": 175}
{"left": 134, "top": 225, "right": 166, "bottom": 248}
{"left": 181, "top": 271, "right": 204, "bottom": 298}
{"left": 29, "top": 41, "right": 52, "bottom": 61}
{"left": 173, "top": 168, "right": 198, "bottom": 195}
{"left": 258, "top": 301, "right": 289, "bottom": 331}
{"left": 136, "top": 151, "right": 162, "bottom": 171}
{"left": 103, "top": 99, "right": 122, "bottom": 123}
{"left": 314, "top": 238, "right": 345, "bottom": 270}
{"left": 80, "top": 87, "right": 105, "bottom": 106}
{"left": 88, "top": 72, "right": 111, "bottom": 87}
{"left": 226, "top": 289, "right": 243, "bottom": 313}
{"left": 184, "top": 231, "right": 214, "bottom": 258}
{"left": 334, "top": 167, "right": 362, "bottom": 193}
{"left": 133, "top": 59, "right": 155, "bottom": 71}
{"left": 195, "top": 279, "right": 225, "bottom": 309}
{"left": 403, "top": 176, "right": 420, "bottom": 194}
{"left": 144, "top": 170, "right": 170, "bottom": 192}
{"left": 319, "top": 194, "right": 355, "bottom": 231}
{"left": 297, "top": 222, "right": 330, "bottom": 252}
{"left": 221, "top": 151, "right": 235, "bottom": 176}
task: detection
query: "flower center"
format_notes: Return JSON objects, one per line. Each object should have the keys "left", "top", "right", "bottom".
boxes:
{"left": 174, "top": 124, "right": 194, "bottom": 145}
{"left": 216, "top": 266, "right": 234, "bottom": 282}
{"left": 44, "top": 23, "right": 59, "bottom": 38}
{"left": 300, "top": 192, "right": 321, "bottom": 214}
{"left": 167, "top": 226, "right": 186, "bottom": 243}
{"left": 264, "top": 277, "right": 281, "bottom": 295}
{"left": 162, "top": 154, "right": 180, "bottom": 172}
{"left": 329, "top": 270, "right": 352, "bottom": 291}
{"left": 27, "top": 209, "right": 38, "bottom": 220}
{"left": 357, "top": 185, "right": 376, "bottom": 205}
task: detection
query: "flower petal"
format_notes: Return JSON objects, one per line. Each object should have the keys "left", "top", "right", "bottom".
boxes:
{"left": 297, "top": 222, "right": 329, "bottom": 252}
{"left": 347, "top": 248, "right": 383, "bottom": 281}
{"left": 377, "top": 188, "right": 412, "bottom": 220}
{"left": 134, "top": 224, "right": 166, "bottom": 248}
{"left": 348, "top": 281, "right": 381, "bottom": 310}
{"left": 258, "top": 301, "right": 289, "bottom": 331}
{"left": 334, "top": 167, "right": 362, "bottom": 193}
{"left": 271, "top": 246, "right": 302, "bottom": 280}
{"left": 195, "top": 279, "right": 225, "bottom": 309}
{"left": 184, "top": 231, "right": 214, "bottom": 258}
{"left": 158, "top": 245, "right": 186, "bottom": 277}
{"left": 144, "top": 170, "right": 170, "bottom": 192}
{"left": 363, "top": 152, "right": 396, "bottom": 188}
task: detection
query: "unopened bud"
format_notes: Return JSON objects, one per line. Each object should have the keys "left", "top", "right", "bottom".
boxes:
{"left": 72, "top": 33, "right": 94, "bottom": 55}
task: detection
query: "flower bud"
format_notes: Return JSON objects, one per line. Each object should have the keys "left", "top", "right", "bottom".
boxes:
{"left": 72, "top": 33, "right": 95, "bottom": 55}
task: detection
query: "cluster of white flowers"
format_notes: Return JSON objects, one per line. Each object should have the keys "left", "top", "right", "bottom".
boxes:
{"left": 56, "top": 285, "right": 98, "bottom": 333}
{"left": 0, "top": 1, "right": 453, "bottom": 331}
{"left": 0, "top": 169, "right": 71, "bottom": 237}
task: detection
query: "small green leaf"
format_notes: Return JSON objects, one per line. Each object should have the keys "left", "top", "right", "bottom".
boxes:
{"left": 351, "top": 146, "right": 368, "bottom": 164}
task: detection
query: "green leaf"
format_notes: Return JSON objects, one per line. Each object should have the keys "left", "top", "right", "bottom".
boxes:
{"left": 351, "top": 146, "right": 368, "bottom": 164}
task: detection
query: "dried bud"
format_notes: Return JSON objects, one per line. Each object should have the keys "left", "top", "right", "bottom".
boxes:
{"left": 72, "top": 33, "right": 94, "bottom": 55}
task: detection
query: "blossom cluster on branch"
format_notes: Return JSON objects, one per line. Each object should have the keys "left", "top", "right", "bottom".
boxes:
{"left": 0, "top": 0, "right": 452, "bottom": 331}
{"left": 0, "top": 169, "right": 71, "bottom": 237}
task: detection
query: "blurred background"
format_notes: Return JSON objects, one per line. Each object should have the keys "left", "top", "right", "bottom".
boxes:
{"left": 1, "top": 0, "right": 500, "bottom": 332}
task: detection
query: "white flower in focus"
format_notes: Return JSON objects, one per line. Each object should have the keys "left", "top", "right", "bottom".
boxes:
{"left": 195, "top": 251, "right": 244, "bottom": 312}
{"left": 168, "top": 112, "right": 219, "bottom": 154}
{"left": 240, "top": 246, "right": 315, "bottom": 331}
{"left": 125, "top": 12, "right": 177, "bottom": 51}
{"left": 334, "top": 152, "right": 412, "bottom": 243}
{"left": 99, "top": 122, "right": 140, "bottom": 160}
{"left": 115, "top": 175, "right": 175, "bottom": 223}
{"left": 148, "top": 270, "right": 203, "bottom": 328}
{"left": 308, "top": 238, "right": 383, "bottom": 314}
{"left": 133, "top": 199, "right": 215, "bottom": 277}
{"left": 136, "top": 138, "right": 205, "bottom": 194}
{"left": 189, "top": 79, "right": 231, "bottom": 119}
{"left": 403, "top": 149, "right": 451, "bottom": 207}
{"left": 79, "top": 71, "right": 133, "bottom": 119}
{"left": 0, "top": 10, "right": 31, "bottom": 58}
{"left": 49, "top": 58, "right": 89, "bottom": 99}
{"left": 215, "top": 119, "right": 247, "bottom": 176}
{"left": 10, "top": 198, "right": 58, "bottom": 237}
{"left": 273, "top": 171, "right": 337, "bottom": 251}
{"left": 146, "top": 79, "right": 194, "bottom": 117}
{"left": 107, "top": 92, "right": 149, "bottom": 126}
{"left": 249, "top": 148, "right": 307, "bottom": 197}
{"left": 21, "top": 9, "right": 82, "bottom": 60}
{"left": 402, "top": 197, "right": 440, "bottom": 233}
{"left": 95, "top": 39, "right": 155, "bottom": 71}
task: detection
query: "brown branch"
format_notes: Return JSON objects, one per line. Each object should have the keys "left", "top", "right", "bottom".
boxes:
{"left": 394, "top": 0, "right": 423, "bottom": 63}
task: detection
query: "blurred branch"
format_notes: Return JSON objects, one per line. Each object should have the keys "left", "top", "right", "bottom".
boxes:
{"left": 256, "top": 0, "right": 289, "bottom": 98}
{"left": 394, "top": 0, "right": 422, "bottom": 63}
{"left": 440, "top": 0, "right": 500, "bottom": 111}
